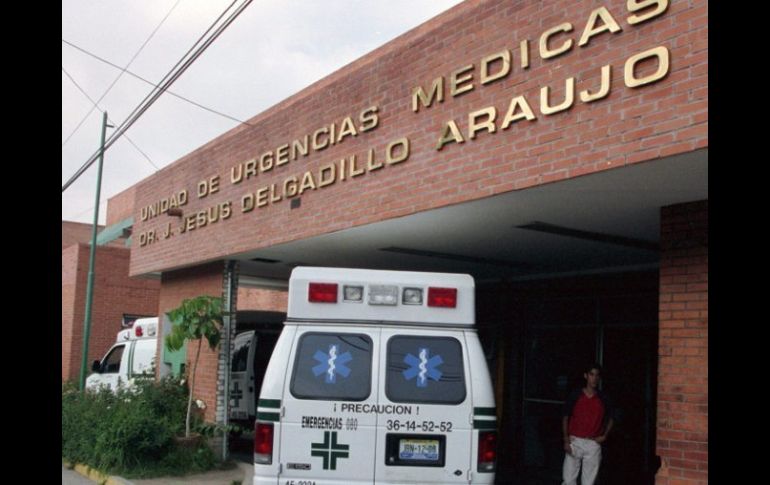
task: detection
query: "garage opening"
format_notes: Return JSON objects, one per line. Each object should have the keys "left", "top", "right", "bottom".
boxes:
{"left": 478, "top": 270, "right": 659, "bottom": 485}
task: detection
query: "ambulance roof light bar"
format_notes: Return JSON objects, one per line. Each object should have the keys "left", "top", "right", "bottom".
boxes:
{"left": 308, "top": 282, "right": 456, "bottom": 308}
{"left": 290, "top": 267, "right": 474, "bottom": 326}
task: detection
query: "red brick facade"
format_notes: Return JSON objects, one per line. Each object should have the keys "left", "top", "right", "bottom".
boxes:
{"left": 130, "top": 0, "right": 707, "bottom": 277}
{"left": 158, "top": 262, "right": 225, "bottom": 423}
{"left": 62, "top": 221, "right": 101, "bottom": 250}
{"left": 61, "top": 244, "right": 160, "bottom": 381}
{"left": 62, "top": 221, "right": 127, "bottom": 249}
{"left": 237, "top": 287, "right": 288, "bottom": 312}
{"left": 656, "top": 200, "right": 708, "bottom": 485}
{"left": 106, "top": 185, "right": 137, "bottom": 225}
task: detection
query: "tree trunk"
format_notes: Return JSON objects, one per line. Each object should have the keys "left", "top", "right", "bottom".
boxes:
{"left": 186, "top": 338, "right": 203, "bottom": 438}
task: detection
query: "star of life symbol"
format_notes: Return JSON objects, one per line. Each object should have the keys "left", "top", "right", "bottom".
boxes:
{"left": 403, "top": 347, "right": 443, "bottom": 387}
{"left": 312, "top": 344, "right": 352, "bottom": 383}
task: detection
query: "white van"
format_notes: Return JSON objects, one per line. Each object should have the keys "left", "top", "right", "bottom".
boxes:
{"left": 230, "top": 329, "right": 281, "bottom": 423}
{"left": 85, "top": 317, "right": 158, "bottom": 392}
{"left": 253, "top": 267, "right": 497, "bottom": 484}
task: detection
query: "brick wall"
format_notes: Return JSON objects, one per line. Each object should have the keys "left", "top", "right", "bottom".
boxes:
{"left": 62, "top": 221, "right": 103, "bottom": 250}
{"left": 655, "top": 200, "right": 708, "bottom": 485}
{"left": 130, "top": 0, "right": 708, "bottom": 276}
{"left": 237, "top": 287, "right": 288, "bottom": 312}
{"left": 106, "top": 185, "right": 137, "bottom": 225}
{"left": 62, "top": 244, "right": 86, "bottom": 381}
{"left": 158, "top": 262, "right": 224, "bottom": 423}
{"left": 62, "top": 221, "right": 127, "bottom": 249}
{"left": 61, "top": 244, "right": 161, "bottom": 381}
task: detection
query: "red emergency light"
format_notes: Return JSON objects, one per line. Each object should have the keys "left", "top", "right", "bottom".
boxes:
{"left": 428, "top": 287, "right": 457, "bottom": 308}
{"left": 308, "top": 283, "right": 338, "bottom": 303}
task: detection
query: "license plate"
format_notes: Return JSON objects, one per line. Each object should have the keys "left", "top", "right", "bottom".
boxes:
{"left": 398, "top": 439, "right": 440, "bottom": 461}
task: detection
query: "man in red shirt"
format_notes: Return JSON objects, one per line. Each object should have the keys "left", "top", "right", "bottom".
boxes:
{"left": 561, "top": 363, "right": 616, "bottom": 485}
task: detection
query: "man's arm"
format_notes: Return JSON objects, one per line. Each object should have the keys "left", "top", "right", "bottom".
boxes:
{"left": 595, "top": 390, "right": 617, "bottom": 444}
{"left": 595, "top": 417, "right": 614, "bottom": 444}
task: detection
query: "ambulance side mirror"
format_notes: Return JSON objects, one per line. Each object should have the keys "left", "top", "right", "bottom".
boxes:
{"left": 92, "top": 360, "right": 102, "bottom": 372}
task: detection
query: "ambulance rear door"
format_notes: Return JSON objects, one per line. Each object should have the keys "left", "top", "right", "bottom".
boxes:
{"left": 230, "top": 330, "right": 255, "bottom": 421}
{"left": 278, "top": 326, "right": 380, "bottom": 485}
{"left": 375, "top": 327, "right": 472, "bottom": 484}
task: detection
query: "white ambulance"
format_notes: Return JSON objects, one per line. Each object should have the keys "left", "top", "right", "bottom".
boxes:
{"left": 85, "top": 317, "right": 158, "bottom": 392}
{"left": 253, "top": 267, "right": 497, "bottom": 484}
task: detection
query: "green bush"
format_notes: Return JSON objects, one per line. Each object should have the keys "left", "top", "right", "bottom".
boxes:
{"left": 61, "top": 376, "right": 219, "bottom": 477}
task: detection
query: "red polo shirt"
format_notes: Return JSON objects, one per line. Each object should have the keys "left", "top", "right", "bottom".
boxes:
{"left": 568, "top": 392, "right": 605, "bottom": 438}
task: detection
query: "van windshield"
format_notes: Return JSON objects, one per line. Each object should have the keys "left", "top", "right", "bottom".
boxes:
{"left": 103, "top": 345, "right": 125, "bottom": 373}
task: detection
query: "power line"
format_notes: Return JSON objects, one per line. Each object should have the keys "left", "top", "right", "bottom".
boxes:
{"left": 62, "top": 0, "right": 183, "bottom": 149}
{"left": 62, "top": 66, "right": 159, "bottom": 171}
{"left": 62, "top": 0, "right": 253, "bottom": 193}
{"left": 67, "top": 199, "right": 108, "bottom": 222}
{"left": 62, "top": 39, "right": 251, "bottom": 127}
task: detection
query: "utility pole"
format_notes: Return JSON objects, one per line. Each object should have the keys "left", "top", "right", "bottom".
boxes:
{"left": 79, "top": 111, "right": 113, "bottom": 390}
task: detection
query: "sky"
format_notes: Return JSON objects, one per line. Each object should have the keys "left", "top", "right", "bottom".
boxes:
{"left": 62, "top": 0, "right": 464, "bottom": 225}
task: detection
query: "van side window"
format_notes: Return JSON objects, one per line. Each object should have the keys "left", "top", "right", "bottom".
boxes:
{"left": 290, "top": 333, "right": 372, "bottom": 401}
{"left": 132, "top": 341, "right": 156, "bottom": 376}
{"left": 386, "top": 336, "right": 466, "bottom": 404}
{"left": 103, "top": 345, "right": 125, "bottom": 373}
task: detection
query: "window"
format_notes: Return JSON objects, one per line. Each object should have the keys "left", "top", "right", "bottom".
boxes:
{"left": 386, "top": 336, "right": 466, "bottom": 404}
{"left": 122, "top": 314, "right": 152, "bottom": 328}
{"left": 103, "top": 345, "right": 125, "bottom": 373}
{"left": 231, "top": 333, "right": 253, "bottom": 372}
{"left": 131, "top": 341, "right": 156, "bottom": 376}
{"left": 290, "top": 332, "right": 372, "bottom": 401}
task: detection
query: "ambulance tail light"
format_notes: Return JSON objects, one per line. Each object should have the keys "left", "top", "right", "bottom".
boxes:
{"left": 428, "top": 287, "right": 457, "bottom": 308}
{"left": 308, "top": 283, "right": 338, "bottom": 303}
{"left": 254, "top": 422, "right": 274, "bottom": 464}
{"left": 135, "top": 325, "right": 143, "bottom": 337}
{"left": 477, "top": 430, "right": 497, "bottom": 472}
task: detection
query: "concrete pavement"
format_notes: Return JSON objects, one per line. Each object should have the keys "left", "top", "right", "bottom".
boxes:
{"left": 64, "top": 456, "right": 253, "bottom": 485}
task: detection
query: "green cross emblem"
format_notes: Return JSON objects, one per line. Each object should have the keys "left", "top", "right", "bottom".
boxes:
{"left": 311, "top": 431, "right": 349, "bottom": 470}
{"left": 230, "top": 381, "right": 243, "bottom": 407}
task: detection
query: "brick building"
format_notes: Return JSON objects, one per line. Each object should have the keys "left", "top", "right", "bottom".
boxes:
{"left": 61, "top": 219, "right": 161, "bottom": 382}
{"left": 68, "top": 1, "right": 707, "bottom": 483}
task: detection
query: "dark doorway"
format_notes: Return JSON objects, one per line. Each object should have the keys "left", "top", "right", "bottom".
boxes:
{"left": 600, "top": 325, "right": 658, "bottom": 485}
{"left": 481, "top": 272, "right": 658, "bottom": 485}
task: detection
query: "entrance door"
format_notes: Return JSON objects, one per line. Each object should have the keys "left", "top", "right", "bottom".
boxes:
{"left": 521, "top": 326, "right": 598, "bottom": 479}
{"left": 520, "top": 317, "right": 658, "bottom": 485}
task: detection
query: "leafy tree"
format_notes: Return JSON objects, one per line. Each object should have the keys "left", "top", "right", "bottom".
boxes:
{"left": 165, "top": 295, "right": 223, "bottom": 438}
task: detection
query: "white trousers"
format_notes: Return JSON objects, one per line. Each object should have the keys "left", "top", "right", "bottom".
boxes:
{"left": 562, "top": 436, "right": 602, "bottom": 485}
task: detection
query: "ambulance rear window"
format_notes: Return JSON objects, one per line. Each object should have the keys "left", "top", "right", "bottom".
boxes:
{"left": 231, "top": 334, "right": 252, "bottom": 372}
{"left": 386, "top": 336, "right": 466, "bottom": 404}
{"left": 290, "top": 332, "right": 372, "bottom": 401}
